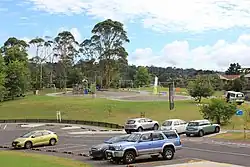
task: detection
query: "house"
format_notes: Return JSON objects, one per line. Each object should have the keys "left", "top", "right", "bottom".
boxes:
{"left": 217, "top": 74, "right": 241, "bottom": 82}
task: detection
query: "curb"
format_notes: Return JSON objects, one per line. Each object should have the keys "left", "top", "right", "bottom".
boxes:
{"left": 0, "top": 119, "right": 124, "bottom": 129}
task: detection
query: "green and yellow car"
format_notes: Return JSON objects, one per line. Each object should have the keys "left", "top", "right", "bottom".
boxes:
{"left": 12, "top": 130, "right": 58, "bottom": 149}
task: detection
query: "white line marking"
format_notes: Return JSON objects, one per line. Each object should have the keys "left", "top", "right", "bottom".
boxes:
{"left": 183, "top": 146, "right": 250, "bottom": 157}
{"left": 53, "top": 145, "right": 87, "bottom": 151}
{"left": 61, "top": 126, "right": 81, "bottom": 130}
{"left": 68, "top": 131, "right": 125, "bottom": 135}
{"left": 3, "top": 124, "right": 7, "bottom": 130}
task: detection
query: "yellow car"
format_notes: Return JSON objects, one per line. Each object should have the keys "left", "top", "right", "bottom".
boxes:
{"left": 12, "top": 130, "right": 58, "bottom": 149}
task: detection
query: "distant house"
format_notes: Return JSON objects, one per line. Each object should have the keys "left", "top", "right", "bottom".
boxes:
{"left": 217, "top": 74, "right": 241, "bottom": 81}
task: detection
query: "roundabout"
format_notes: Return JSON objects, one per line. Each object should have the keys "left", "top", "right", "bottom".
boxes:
{"left": 1, "top": 123, "right": 250, "bottom": 167}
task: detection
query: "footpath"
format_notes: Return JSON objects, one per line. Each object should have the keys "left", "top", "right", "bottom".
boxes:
{"left": 160, "top": 161, "right": 244, "bottom": 167}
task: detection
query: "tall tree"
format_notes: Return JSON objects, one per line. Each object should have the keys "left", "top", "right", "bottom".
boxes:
{"left": 0, "top": 52, "right": 6, "bottom": 101}
{"left": 29, "top": 37, "right": 53, "bottom": 89}
{"left": 225, "top": 63, "right": 241, "bottom": 75}
{"left": 187, "top": 75, "right": 214, "bottom": 103}
{"left": 53, "top": 31, "right": 78, "bottom": 92}
{"left": 134, "top": 66, "right": 151, "bottom": 87}
{"left": 88, "top": 19, "right": 129, "bottom": 88}
{"left": 1, "top": 37, "right": 30, "bottom": 99}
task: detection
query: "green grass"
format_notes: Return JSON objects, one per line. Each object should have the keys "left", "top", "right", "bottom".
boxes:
{"left": 0, "top": 151, "right": 89, "bottom": 167}
{"left": 212, "top": 132, "right": 250, "bottom": 141}
{"left": 0, "top": 93, "right": 249, "bottom": 130}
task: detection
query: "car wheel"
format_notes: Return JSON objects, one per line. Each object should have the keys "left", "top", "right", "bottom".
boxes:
{"left": 198, "top": 130, "right": 204, "bottom": 137}
{"left": 186, "top": 133, "right": 190, "bottom": 137}
{"left": 49, "top": 138, "right": 57, "bottom": 146}
{"left": 153, "top": 124, "right": 159, "bottom": 130}
{"left": 215, "top": 126, "right": 220, "bottom": 133}
{"left": 125, "top": 130, "right": 131, "bottom": 134}
{"left": 123, "top": 151, "right": 136, "bottom": 164}
{"left": 137, "top": 127, "right": 143, "bottom": 132}
{"left": 24, "top": 141, "right": 32, "bottom": 149}
{"left": 162, "top": 147, "right": 174, "bottom": 160}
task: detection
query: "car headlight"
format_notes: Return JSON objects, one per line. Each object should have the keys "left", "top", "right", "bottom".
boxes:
{"left": 115, "top": 145, "right": 123, "bottom": 151}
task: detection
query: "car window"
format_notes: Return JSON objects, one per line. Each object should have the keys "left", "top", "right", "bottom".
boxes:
{"left": 34, "top": 132, "right": 43, "bottom": 137}
{"left": 188, "top": 122, "right": 199, "bottom": 126}
{"left": 162, "top": 121, "right": 172, "bottom": 126}
{"left": 42, "top": 131, "right": 51, "bottom": 136}
{"left": 139, "top": 119, "right": 145, "bottom": 123}
{"left": 174, "top": 121, "right": 179, "bottom": 126}
{"left": 140, "top": 133, "right": 152, "bottom": 142}
{"left": 163, "top": 131, "right": 178, "bottom": 139}
{"left": 145, "top": 119, "right": 152, "bottom": 122}
{"left": 126, "top": 120, "right": 136, "bottom": 124}
{"left": 152, "top": 133, "right": 164, "bottom": 141}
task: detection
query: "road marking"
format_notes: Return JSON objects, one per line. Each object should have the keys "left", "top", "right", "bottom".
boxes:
{"left": 183, "top": 146, "right": 250, "bottom": 157}
{"left": 3, "top": 124, "right": 7, "bottom": 130}
{"left": 61, "top": 126, "right": 81, "bottom": 130}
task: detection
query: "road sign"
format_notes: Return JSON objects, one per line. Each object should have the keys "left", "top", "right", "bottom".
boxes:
{"left": 236, "top": 109, "right": 243, "bottom": 116}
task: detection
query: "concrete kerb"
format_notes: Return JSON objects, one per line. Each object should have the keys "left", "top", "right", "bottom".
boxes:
{"left": 0, "top": 119, "right": 124, "bottom": 130}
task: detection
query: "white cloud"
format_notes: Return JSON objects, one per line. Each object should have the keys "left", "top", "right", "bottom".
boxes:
{"left": 26, "top": 0, "right": 250, "bottom": 32}
{"left": 129, "top": 34, "right": 250, "bottom": 71}
{"left": 57, "top": 27, "right": 82, "bottom": 42}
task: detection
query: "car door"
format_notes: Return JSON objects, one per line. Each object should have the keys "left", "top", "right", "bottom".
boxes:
{"left": 201, "top": 121, "right": 210, "bottom": 133}
{"left": 173, "top": 121, "right": 181, "bottom": 133}
{"left": 144, "top": 118, "right": 153, "bottom": 130}
{"left": 179, "top": 120, "right": 187, "bottom": 133}
{"left": 151, "top": 132, "right": 165, "bottom": 153}
{"left": 32, "top": 132, "right": 44, "bottom": 146}
{"left": 41, "top": 131, "right": 51, "bottom": 145}
{"left": 135, "top": 133, "right": 153, "bottom": 155}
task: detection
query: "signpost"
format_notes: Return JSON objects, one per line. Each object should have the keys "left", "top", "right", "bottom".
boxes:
{"left": 153, "top": 76, "right": 158, "bottom": 95}
{"left": 169, "top": 82, "right": 174, "bottom": 110}
{"left": 236, "top": 109, "right": 243, "bottom": 116}
{"left": 56, "top": 111, "right": 62, "bottom": 123}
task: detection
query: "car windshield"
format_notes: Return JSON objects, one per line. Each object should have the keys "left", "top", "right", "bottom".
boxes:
{"left": 20, "top": 131, "right": 36, "bottom": 138}
{"left": 126, "top": 133, "right": 141, "bottom": 142}
{"left": 104, "top": 135, "right": 129, "bottom": 144}
{"left": 162, "top": 121, "right": 172, "bottom": 126}
{"left": 187, "top": 122, "right": 199, "bottom": 126}
{"left": 126, "top": 120, "right": 135, "bottom": 124}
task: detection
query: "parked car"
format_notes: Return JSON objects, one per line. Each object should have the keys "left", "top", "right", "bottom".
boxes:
{"left": 124, "top": 118, "right": 159, "bottom": 134}
{"left": 161, "top": 119, "right": 187, "bottom": 134}
{"left": 89, "top": 134, "right": 130, "bottom": 159}
{"left": 12, "top": 130, "right": 58, "bottom": 149}
{"left": 225, "top": 91, "right": 245, "bottom": 105}
{"left": 185, "top": 119, "right": 220, "bottom": 137}
{"left": 105, "top": 130, "right": 182, "bottom": 164}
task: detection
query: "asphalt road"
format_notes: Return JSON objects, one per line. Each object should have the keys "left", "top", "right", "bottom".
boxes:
{"left": 1, "top": 124, "right": 250, "bottom": 167}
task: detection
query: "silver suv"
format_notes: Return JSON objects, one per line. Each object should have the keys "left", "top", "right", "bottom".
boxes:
{"left": 124, "top": 118, "right": 159, "bottom": 134}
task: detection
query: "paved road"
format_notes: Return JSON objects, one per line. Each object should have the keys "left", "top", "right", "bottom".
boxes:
{"left": 1, "top": 124, "right": 250, "bottom": 167}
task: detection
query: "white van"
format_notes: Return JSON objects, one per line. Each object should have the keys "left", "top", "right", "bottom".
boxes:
{"left": 225, "top": 91, "right": 245, "bottom": 105}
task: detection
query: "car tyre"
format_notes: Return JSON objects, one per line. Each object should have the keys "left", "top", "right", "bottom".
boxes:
{"left": 123, "top": 150, "right": 136, "bottom": 164}
{"left": 215, "top": 126, "right": 220, "bottom": 133}
{"left": 186, "top": 133, "right": 190, "bottom": 137}
{"left": 198, "top": 130, "right": 204, "bottom": 137}
{"left": 162, "top": 147, "right": 174, "bottom": 160}
{"left": 137, "top": 127, "right": 143, "bottom": 132}
{"left": 153, "top": 124, "right": 159, "bottom": 130}
{"left": 24, "top": 141, "right": 32, "bottom": 149}
{"left": 125, "top": 130, "right": 131, "bottom": 134}
{"left": 49, "top": 138, "right": 57, "bottom": 146}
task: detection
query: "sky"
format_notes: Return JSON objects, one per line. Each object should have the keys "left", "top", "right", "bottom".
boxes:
{"left": 2, "top": 0, "right": 250, "bottom": 71}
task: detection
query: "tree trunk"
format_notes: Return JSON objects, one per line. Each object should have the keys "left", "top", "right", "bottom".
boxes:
{"left": 216, "top": 116, "right": 221, "bottom": 124}
{"left": 40, "top": 63, "right": 43, "bottom": 89}
{"left": 198, "top": 96, "right": 202, "bottom": 103}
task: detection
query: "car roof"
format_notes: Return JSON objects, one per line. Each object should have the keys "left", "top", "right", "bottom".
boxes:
{"left": 227, "top": 91, "right": 243, "bottom": 94}
{"left": 164, "top": 119, "right": 183, "bottom": 122}
{"left": 128, "top": 118, "right": 149, "bottom": 121}
{"left": 189, "top": 119, "right": 209, "bottom": 122}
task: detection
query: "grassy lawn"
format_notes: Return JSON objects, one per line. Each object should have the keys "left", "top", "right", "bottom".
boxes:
{"left": 0, "top": 151, "right": 89, "bottom": 167}
{"left": 0, "top": 94, "right": 249, "bottom": 130}
{"left": 212, "top": 132, "right": 250, "bottom": 141}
